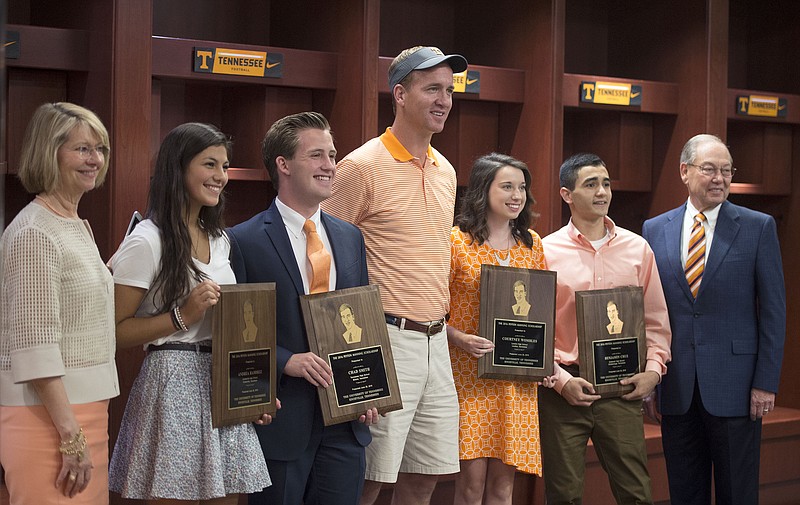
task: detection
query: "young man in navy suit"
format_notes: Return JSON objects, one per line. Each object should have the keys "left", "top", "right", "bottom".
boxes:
{"left": 228, "top": 112, "right": 378, "bottom": 505}
{"left": 643, "top": 134, "right": 786, "bottom": 505}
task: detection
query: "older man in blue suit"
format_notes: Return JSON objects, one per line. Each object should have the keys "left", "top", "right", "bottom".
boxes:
{"left": 228, "top": 112, "right": 378, "bottom": 505}
{"left": 642, "top": 134, "right": 786, "bottom": 505}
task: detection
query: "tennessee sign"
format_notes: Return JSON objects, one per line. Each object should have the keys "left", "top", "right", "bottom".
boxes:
{"left": 736, "top": 95, "right": 787, "bottom": 118}
{"left": 193, "top": 47, "right": 283, "bottom": 78}
{"left": 581, "top": 81, "right": 642, "bottom": 107}
{"left": 453, "top": 70, "right": 480, "bottom": 94}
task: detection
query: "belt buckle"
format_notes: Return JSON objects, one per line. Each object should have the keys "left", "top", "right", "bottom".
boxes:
{"left": 427, "top": 319, "right": 444, "bottom": 336}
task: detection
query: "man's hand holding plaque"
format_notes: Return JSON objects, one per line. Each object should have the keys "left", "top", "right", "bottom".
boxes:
{"left": 560, "top": 376, "right": 602, "bottom": 407}
{"left": 282, "top": 351, "right": 380, "bottom": 426}
{"left": 619, "top": 370, "right": 660, "bottom": 401}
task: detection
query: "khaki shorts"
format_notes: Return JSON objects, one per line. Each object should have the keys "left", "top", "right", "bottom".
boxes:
{"left": 364, "top": 323, "right": 460, "bottom": 483}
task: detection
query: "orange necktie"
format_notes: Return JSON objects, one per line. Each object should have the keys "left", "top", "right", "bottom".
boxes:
{"left": 685, "top": 212, "right": 707, "bottom": 298}
{"left": 303, "top": 219, "right": 331, "bottom": 294}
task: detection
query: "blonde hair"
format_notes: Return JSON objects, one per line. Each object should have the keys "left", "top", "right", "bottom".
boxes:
{"left": 17, "top": 102, "right": 110, "bottom": 194}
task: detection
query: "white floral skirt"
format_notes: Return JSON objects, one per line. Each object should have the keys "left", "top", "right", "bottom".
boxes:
{"left": 109, "top": 349, "right": 271, "bottom": 499}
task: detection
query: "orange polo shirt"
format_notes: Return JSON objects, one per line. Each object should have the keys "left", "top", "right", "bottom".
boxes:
{"left": 322, "top": 128, "right": 456, "bottom": 322}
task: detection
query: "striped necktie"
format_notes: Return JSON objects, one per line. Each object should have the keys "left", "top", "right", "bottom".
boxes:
{"left": 303, "top": 219, "right": 331, "bottom": 294}
{"left": 685, "top": 212, "right": 707, "bottom": 298}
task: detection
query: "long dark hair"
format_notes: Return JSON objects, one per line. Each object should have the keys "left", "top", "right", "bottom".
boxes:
{"left": 456, "top": 152, "right": 537, "bottom": 248}
{"left": 148, "top": 122, "right": 232, "bottom": 312}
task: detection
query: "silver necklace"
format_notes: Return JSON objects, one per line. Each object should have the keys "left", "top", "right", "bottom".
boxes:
{"left": 487, "top": 235, "right": 513, "bottom": 267}
{"left": 494, "top": 251, "right": 511, "bottom": 267}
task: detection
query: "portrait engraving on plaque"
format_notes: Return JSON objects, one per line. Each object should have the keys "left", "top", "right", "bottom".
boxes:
{"left": 511, "top": 280, "right": 531, "bottom": 316}
{"left": 241, "top": 298, "right": 258, "bottom": 343}
{"left": 338, "top": 303, "right": 363, "bottom": 344}
{"left": 605, "top": 300, "right": 624, "bottom": 335}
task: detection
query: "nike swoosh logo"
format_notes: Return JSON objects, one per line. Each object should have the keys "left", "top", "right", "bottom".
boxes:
{"left": 4, "top": 41, "right": 17, "bottom": 48}
{"left": 266, "top": 62, "right": 281, "bottom": 69}
{"left": 778, "top": 104, "right": 787, "bottom": 110}
{"left": 467, "top": 78, "right": 478, "bottom": 85}
{"left": 631, "top": 92, "right": 641, "bottom": 98}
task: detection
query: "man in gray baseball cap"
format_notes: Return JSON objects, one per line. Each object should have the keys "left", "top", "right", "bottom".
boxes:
{"left": 321, "top": 45, "right": 468, "bottom": 505}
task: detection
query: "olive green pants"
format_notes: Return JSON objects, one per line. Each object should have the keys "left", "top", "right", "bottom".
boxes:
{"left": 538, "top": 387, "right": 652, "bottom": 505}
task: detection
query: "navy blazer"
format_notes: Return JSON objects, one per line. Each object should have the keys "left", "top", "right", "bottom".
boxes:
{"left": 227, "top": 202, "right": 372, "bottom": 461}
{"left": 642, "top": 200, "right": 785, "bottom": 417}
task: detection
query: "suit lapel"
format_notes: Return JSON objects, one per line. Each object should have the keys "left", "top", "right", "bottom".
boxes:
{"left": 699, "top": 201, "right": 739, "bottom": 296}
{"left": 664, "top": 205, "right": 694, "bottom": 301}
{"left": 264, "top": 203, "right": 305, "bottom": 296}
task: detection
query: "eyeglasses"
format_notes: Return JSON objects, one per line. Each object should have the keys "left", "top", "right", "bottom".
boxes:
{"left": 687, "top": 163, "right": 736, "bottom": 179}
{"left": 72, "top": 145, "right": 109, "bottom": 160}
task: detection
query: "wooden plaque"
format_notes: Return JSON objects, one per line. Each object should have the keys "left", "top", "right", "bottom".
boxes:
{"left": 477, "top": 265, "right": 556, "bottom": 381}
{"left": 575, "top": 286, "right": 646, "bottom": 398}
{"left": 300, "top": 285, "right": 403, "bottom": 426}
{"left": 211, "top": 283, "right": 277, "bottom": 428}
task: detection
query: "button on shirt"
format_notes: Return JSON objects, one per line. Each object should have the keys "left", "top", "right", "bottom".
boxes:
{"left": 275, "top": 198, "right": 337, "bottom": 294}
{"left": 542, "top": 217, "right": 672, "bottom": 393}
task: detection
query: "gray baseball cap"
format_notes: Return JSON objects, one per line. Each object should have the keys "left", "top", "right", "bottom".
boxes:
{"left": 388, "top": 47, "right": 468, "bottom": 90}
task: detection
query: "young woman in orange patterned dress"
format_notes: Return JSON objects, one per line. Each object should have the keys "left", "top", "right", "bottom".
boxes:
{"left": 447, "top": 153, "right": 546, "bottom": 505}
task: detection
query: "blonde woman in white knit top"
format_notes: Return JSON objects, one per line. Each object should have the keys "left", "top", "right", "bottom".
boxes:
{"left": 0, "top": 102, "right": 118, "bottom": 504}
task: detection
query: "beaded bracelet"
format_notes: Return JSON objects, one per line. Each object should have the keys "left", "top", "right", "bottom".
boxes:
{"left": 172, "top": 306, "right": 189, "bottom": 332}
{"left": 169, "top": 308, "right": 182, "bottom": 332}
{"left": 59, "top": 428, "right": 87, "bottom": 461}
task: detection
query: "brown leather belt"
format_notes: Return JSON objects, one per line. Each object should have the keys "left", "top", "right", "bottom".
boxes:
{"left": 385, "top": 314, "right": 446, "bottom": 336}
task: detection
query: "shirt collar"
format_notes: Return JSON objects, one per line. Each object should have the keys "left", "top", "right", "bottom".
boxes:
{"left": 686, "top": 199, "right": 721, "bottom": 227}
{"left": 566, "top": 215, "right": 617, "bottom": 245}
{"left": 379, "top": 127, "right": 439, "bottom": 166}
{"left": 275, "top": 197, "right": 322, "bottom": 239}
